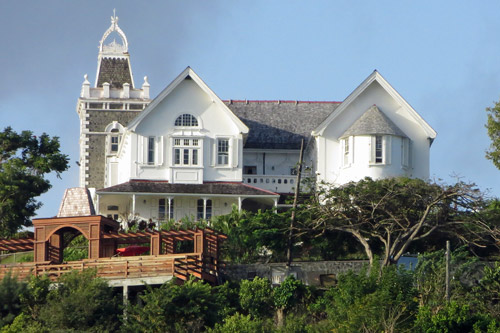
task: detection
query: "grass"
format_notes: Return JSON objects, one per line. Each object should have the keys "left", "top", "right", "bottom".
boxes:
{"left": 0, "top": 252, "right": 34, "bottom": 264}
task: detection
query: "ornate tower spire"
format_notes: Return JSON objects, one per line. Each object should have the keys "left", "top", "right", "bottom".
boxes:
{"left": 95, "top": 11, "right": 135, "bottom": 89}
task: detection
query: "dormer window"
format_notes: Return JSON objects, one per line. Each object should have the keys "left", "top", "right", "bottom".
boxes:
{"left": 175, "top": 114, "right": 198, "bottom": 127}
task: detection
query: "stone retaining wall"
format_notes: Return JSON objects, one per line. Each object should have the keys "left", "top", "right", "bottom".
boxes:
{"left": 222, "top": 260, "right": 370, "bottom": 287}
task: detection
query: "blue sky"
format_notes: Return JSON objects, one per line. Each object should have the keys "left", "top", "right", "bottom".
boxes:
{"left": 1, "top": 1, "right": 500, "bottom": 218}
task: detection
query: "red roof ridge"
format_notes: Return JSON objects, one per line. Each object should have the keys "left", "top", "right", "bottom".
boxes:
{"left": 223, "top": 99, "right": 342, "bottom": 104}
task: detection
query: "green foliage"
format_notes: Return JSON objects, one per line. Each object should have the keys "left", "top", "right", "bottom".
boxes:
{"left": 214, "top": 281, "right": 241, "bottom": 320}
{"left": 0, "top": 127, "right": 69, "bottom": 236}
{"left": 0, "top": 312, "right": 47, "bottom": 333}
{"left": 239, "top": 277, "right": 274, "bottom": 318}
{"left": 35, "top": 270, "right": 120, "bottom": 332}
{"left": 414, "top": 301, "right": 500, "bottom": 332}
{"left": 486, "top": 99, "right": 500, "bottom": 169}
{"left": 19, "top": 275, "right": 51, "bottom": 320}
{"left": 470, "top": 262, "right": 500, "bottom": 319}
{"left": 211, "top": 207, "right": 289, "bottom": 263}
{"left": 62, "top": 234, "right": 88, "bottom": 261}
{"left": 318, "top": 265, "right": 418, "bottom": 332}
{"left": 0, "top": 273, "right": 26, "bottom": 328}
{"left": 414, "top": 247, "right": 477, "bottom": 310}
{"left": 273, "top": 275, "right": 306, "bottom": 312}
{"left": 124, "top": 277, "right": 220, "bottom": 332}
{"left": 208, "top": 313, "right": 274, "bottom": 333}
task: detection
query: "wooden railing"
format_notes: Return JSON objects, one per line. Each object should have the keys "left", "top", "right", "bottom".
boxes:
{"left": 0, "top": 253, "right": 219, "bottom": 283}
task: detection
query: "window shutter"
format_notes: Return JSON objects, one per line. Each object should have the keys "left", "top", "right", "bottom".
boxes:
{"left": 210, "top": 138, "right": 215, "bottom": 166}
{"left": 138, "top": 136, "right": 144, "bottom": 164}
{"left": 157, "top": 136, "right": 164, "bottom": 165}
{"left": 340, "top": 138, "right": 345, "bottom": 167}
{"left": 408, "top": 139, "right": 412, "bottom": 167}
{"left": 231, "top": 137, "right": 238, "bottom": 167}
{"left": 401, "top": 137, "right": 410, "bottom": 167}
{"left": 369, "top": 136, "right": 375, "bottom": 164}
{"left": 384, "top": 135, "right": 391, "bottom": 165}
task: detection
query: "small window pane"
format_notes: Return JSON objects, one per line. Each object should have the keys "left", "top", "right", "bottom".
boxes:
{"left": 192, "top": 149, "right": 198, "bottom": 165}
{"left": 148, "top": 137, "right": 155, "bottom": 164}
{"left": 175, "top": 114, "right": 198, "bottom": 127}
{"left": 375, "top": 136, "right": 383, "bottom": 163}
{"left": 217, "top": 139, "right": 229, "bottom": 165}
{"left": 183, "top": 149, "right": 189, "bottom": 165}
{"left": 174, "top": 148, "right": 180, "bottom": 165}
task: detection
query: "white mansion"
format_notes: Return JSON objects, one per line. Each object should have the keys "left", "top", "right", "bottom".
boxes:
{"left": 74, "top": 15, "right": 436, "bottom": 225}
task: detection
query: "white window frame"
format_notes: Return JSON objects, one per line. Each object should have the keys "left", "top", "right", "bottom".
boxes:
{"left": 147, "top": 136, "right": 155, "bottom": 165}
{"left": 217, "top": 138, "right": 230, "bottom": 166}
{"left": 341, "top": 136, "right": 353, "bottom": 167}
{"left": 174, "top": 114, "right": 199, "bottom": 127}
{"left": 370, "top": 135, "right": 391, "bottom": 165}
{"left": 401, "top": 137, "right": 411, "bottom": 168}
{"left": 172, "top": 137, "right": 201, "bottom": 167}
{"left": 105, "top": 122, "right": 124, "bottom": 156}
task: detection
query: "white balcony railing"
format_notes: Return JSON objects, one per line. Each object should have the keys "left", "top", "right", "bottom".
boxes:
{"left": 243, "top": 174, "right": 296, "bottom": 193}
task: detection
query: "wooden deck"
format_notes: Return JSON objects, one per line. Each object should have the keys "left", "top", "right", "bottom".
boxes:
{"left": 0, "top": 253, "right": 219, "bottom": 284}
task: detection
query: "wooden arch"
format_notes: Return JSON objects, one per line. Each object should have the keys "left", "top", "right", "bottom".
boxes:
{"left": 33, "top": 216, "right": 120, "bottom": 263}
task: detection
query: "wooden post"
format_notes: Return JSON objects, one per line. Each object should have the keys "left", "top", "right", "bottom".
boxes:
{"left": 445, "top": 240, "right": 450, "bottom": 303}
{"left": 286, "top": 138, "right": 304, "bottom": 267}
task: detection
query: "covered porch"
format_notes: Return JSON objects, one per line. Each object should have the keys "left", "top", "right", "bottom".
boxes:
{"left": 95, "top": 180, "right": 279, "bottom": 228}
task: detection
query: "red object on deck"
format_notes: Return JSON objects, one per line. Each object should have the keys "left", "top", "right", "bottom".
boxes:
{"left": 116, "top": 245, "right": 150, "bottom": 256}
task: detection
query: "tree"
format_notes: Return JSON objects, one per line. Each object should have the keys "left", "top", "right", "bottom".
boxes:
{"left": 486, "top": 100, "right": 500, "bottom": 169}
{"left": 306, "top": 177, "right": 498, "bottom": 267}
{"left": 272, "top": 276, "right": 307, "bottom": 327}
{"left": 319, "top": 265, "right": 418, "bottom": 332}
{"left": 0, "top": 273, "right": 26, "bottom": 328}
{"left": 0, "top": 127, "right": 68, "bottom": 236}
{"left": 35, "top": 270, "right": 121, "bottom": 332}
{"left": 124, "top": 278, "right": 220, "bottom": 332}
{"left": 238, "top": 277, "right": 274, "bottom": 319}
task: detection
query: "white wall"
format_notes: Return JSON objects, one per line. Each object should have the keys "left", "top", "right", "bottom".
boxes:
{"left": 318, "top": 80, "right": 431, "bottom": 185}
{"left": 112, "top": 79, "right": 244, "bottom": 184}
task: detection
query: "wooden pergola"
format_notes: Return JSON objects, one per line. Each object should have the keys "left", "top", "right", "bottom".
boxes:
{"left": 0, "top": 215, "right": 226, "bottom": 284}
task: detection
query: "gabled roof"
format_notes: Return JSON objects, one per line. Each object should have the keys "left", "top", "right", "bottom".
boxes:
{"left": 340, "top": 105, "right": 407, "bottom": 138}
{"left": 226, "top": 100, "right": 340, "bottom": 149}
{"left": 127, "top": 67, "right": 248, "bottom": 134}
{"left": 97, "top": 180, "right": 279, "bottom": 197}
{"left": 312, "top": 70, "right": 437, "bottom": 141}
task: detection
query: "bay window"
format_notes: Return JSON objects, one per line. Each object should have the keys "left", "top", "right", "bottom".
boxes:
{"left": 173, "top": 138, "right": 200, "bottom": 166}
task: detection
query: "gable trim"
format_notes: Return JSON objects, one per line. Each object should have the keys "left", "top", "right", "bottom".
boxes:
{"left": 127, "top": 67, "right": 249, "bottom": 134}
{"left": 312, "top": 71, "right": 437, "bottom": 140}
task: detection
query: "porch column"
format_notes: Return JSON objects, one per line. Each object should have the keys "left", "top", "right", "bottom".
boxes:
{"left": 132, "top": 194, "right": 136, "bottom": 217}
{"left": 203, "top": 198, "right": 207, "bottom": 220}
{"left": 274, "top": 197, "right": 278, "bottom": 212}
{"left": 238, "top": 197, "right": 242, "bottom": 212}
{"left": 168, "top": 197, "right": 173, "bottom": 220}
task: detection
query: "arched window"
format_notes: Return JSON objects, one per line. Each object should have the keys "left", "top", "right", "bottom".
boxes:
{"left": 105, "top": 122, "right": 124, "bottom": 155}
{"left": 175, "top": 114, "right": 198, "bottom": 127}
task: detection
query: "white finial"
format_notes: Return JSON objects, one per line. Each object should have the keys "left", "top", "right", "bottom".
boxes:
{"left": 83, "top": 74, "right": 90, "bottom": 84}
{"left": 111, "top": 9, "right": 118, "bottom": 26}
{"left": 99, "top": 10, "right": 128, "bottom": 54}
{"left": 143, "top": 76, "right": 149, "bottom": 85}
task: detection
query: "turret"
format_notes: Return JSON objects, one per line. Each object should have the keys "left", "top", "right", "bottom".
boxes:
{"left": 76, "top": 12, "right": 151, "bottom": 189}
